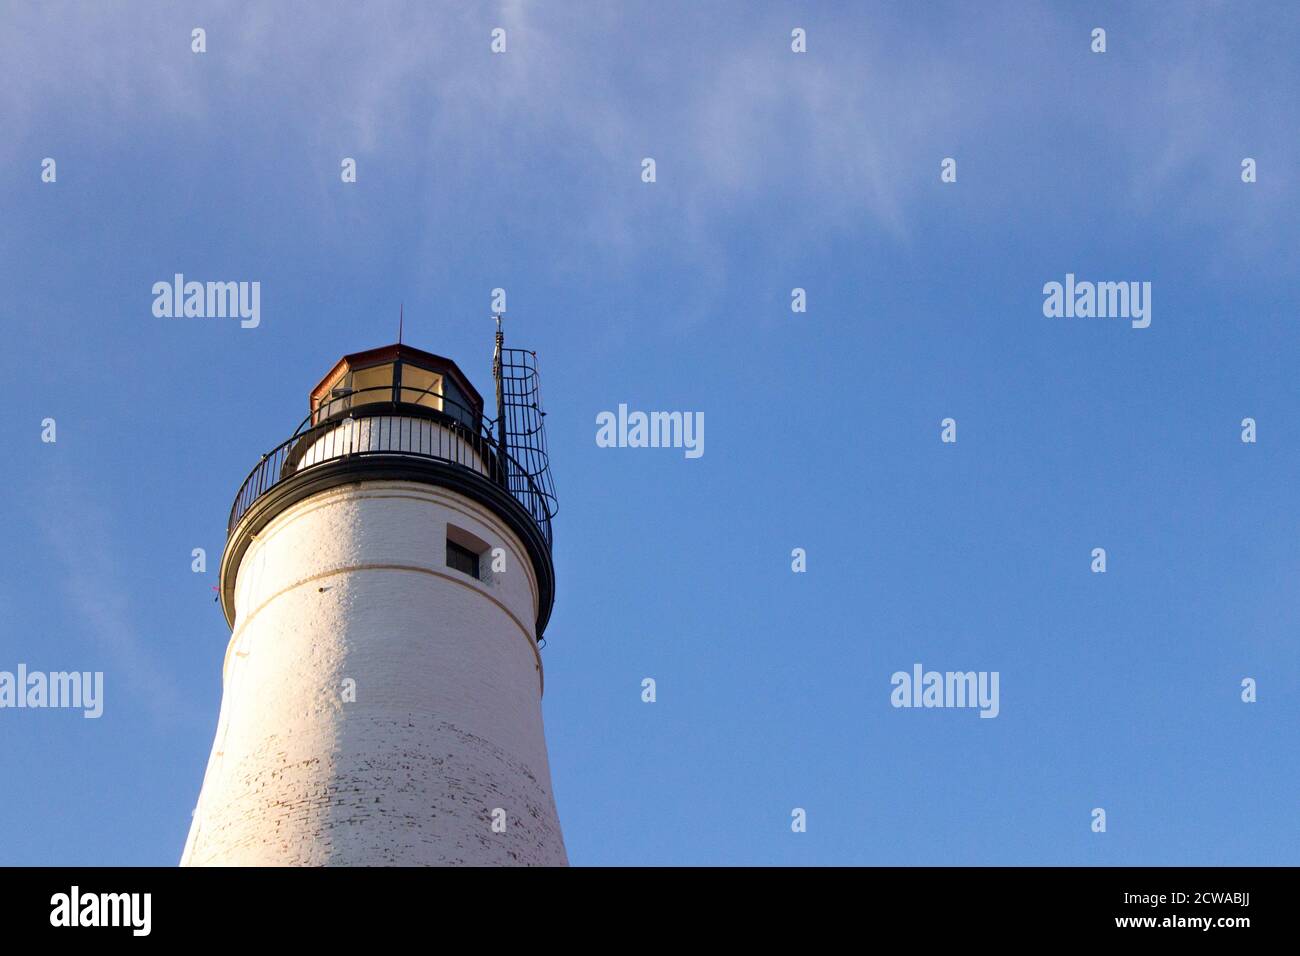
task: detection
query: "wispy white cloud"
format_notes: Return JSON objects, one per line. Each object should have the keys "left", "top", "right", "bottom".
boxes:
{"left": 2, "top": 0, "right": 1294, "bottom": 275}
{"left": 38, "top": 470, "right": 190, "bottom": 723}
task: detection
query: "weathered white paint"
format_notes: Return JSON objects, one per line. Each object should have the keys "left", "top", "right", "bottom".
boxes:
{"left": 182, "top": 480, "right": 565, "bottom": 866}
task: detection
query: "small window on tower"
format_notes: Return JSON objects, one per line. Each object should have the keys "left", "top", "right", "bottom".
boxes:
{"left": 446, "top": 539, "right": 480, "bottom": 578}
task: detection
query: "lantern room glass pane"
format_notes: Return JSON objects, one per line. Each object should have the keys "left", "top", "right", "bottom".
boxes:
{"left": 400, "top": 365, "right": 444, "bottom": 412}
{"left": 315, "top": 370, "right": 350, "bottom": 424}
{"left": 350, "top": 363, "right": 395, "bottom": 406}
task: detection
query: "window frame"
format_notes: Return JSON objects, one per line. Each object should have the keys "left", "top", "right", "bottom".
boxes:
{"left": 446, "top": 538, "right": 481, "bottom": 579}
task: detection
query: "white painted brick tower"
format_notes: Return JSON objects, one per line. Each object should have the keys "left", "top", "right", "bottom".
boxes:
{"left": 182, "top": 332, "right": 565, "bottom": 866}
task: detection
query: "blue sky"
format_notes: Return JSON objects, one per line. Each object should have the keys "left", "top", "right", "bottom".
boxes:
{"left": 1, "top": 1, "right": 1297, "bottom": 865}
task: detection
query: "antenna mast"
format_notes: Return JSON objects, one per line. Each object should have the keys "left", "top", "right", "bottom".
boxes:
{"left": 492, "top": 314, "right": 507, "bottom": 487}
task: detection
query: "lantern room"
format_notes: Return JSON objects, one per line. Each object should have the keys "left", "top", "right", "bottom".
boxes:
{"left": 308, "top": 343, "right": 484, "bottom": 430}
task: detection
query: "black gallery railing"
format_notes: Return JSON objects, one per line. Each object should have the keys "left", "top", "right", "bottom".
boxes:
{"left": 227, "top": 390, "right": 554, "bottom": 548}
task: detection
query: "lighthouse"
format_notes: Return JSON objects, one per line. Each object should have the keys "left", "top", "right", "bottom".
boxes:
{"left": 181, "top": 328, "right": 566, "bottom": 866}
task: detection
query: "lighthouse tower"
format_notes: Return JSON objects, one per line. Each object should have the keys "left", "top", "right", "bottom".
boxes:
{"left": 182, "top": 331, "right": 565, "bottom": 866}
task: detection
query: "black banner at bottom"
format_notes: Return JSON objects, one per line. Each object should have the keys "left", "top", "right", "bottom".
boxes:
{"left": 0, "top": 865, "right": 1278, "bottom": 941}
